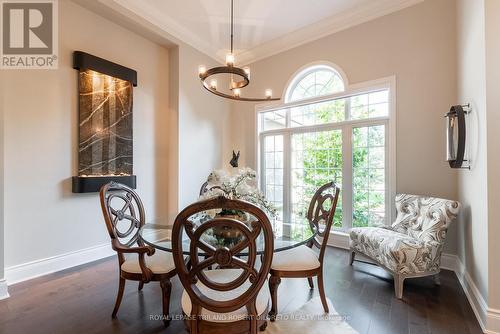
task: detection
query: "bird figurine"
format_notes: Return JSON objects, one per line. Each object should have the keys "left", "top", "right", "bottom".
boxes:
{"left": 230, "top": 150, "right": 240, "bottom": 168}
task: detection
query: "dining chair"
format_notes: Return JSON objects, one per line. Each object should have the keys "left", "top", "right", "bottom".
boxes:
{"left": 99, "top": 182, "right": 176, "bottom": 326}
{"left": 172, "top": 196, "right": 274, "bottom": 334}
{"left": 268, "top": 181, "right": 340, "bottom": 321}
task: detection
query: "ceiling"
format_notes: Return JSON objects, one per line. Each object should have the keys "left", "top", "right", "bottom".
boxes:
{"left": 110, "top": 0, "right": 423, "bottom": 64}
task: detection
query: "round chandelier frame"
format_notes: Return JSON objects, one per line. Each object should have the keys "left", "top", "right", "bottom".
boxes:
{"left": 198, "top": 0, "right": 280, "bottom": 102}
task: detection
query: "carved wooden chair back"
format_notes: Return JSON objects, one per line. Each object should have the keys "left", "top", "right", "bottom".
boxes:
{"left": 306, "top": 182, "right": 340, "bottom": 263}
{"left": 172, "top": 196, "right": 274, "bottom": 332}
{"left": 100, "top": 182, "right": 146, "bottom": 263}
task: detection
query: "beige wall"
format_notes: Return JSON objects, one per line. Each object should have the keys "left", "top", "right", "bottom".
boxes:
{"left": 230, "top": 0, "right": 459, "bottom": 253}
{"left": 0, "top": 73, "right": 4, "bottom": 283}
{"left": 1, "top": 0, "right": 170, "bottom": 267}
{"left": 485, "top": 0, "right": 500, "bottom": 311}
{"left": 456, "top": 0, "right": 500, "bottom": 324}
{"left": 0, "top": 0, "right": 234, "bottom": 282}
{"left": 72, "top": 0, "right": 234, "bottom": 222}
{"left": 456, "top": 0, "right": 489, "bottom": 304}
{"left": 176, "top": 45, "right": 232, "bottom": 210}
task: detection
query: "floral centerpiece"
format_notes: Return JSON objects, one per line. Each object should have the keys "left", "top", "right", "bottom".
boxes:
{"left": 198, "top": 168, "right": 276, "bottom": 248}
{"left": 200, "top": 167, "right": 277, "bottom": 219}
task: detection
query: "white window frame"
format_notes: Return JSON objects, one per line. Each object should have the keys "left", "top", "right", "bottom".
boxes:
{"left": 256, "top": 74, "right": 397, "bottom": 232}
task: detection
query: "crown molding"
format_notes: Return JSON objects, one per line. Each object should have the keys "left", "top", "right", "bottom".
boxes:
{"left": 236, "top": 0, "right": 424, "bottom": 65}
{"left": 93, "top": 0, "right": 222, "bottom": 64}
{"left": 99, "top": 0, "right": 423, "bottom": 65}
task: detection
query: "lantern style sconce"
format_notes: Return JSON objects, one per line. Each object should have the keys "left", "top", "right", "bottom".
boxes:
{"left": 445, "top": 104, "right": 471, "bottom": 169}
{"left": 72, "top": 51, "right": 137, "bottom": 193}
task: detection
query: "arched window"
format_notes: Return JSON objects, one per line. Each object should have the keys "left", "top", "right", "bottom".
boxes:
{"left": 258, "top": 62, "right": 394, "bottom": 235}
{"left": 286, "top": 65, "right": 345, "bottom": 102}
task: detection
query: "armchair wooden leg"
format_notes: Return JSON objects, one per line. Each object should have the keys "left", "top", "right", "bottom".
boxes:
{"left": 318, "top": 272, "right": 329, "bottom": 313}
{"left": 112, "top": 277, "right": 126, "bottom": 318}
{"left": 349, "top": 251, "right": 355, "bottom": 265}
{"left": 307, "top": 277, "right": 314, "bottom": 289}
{"left": 394, "top": 274, "right": 405, "bottom": 299}
{"left": 268, "top": 275, "right": 281, "bottom": 322}
{"left": 434, "top": 274, "right": 441, "bottom": 286}
{"left": 138, "top": 281, "right": 144, "bottom": 291}
{"left": 160, "top": 279, "right": 172, "bottom": 327}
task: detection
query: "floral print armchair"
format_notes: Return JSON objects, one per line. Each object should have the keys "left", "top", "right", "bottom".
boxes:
{"left": 349, "top": 194, "right": 460, "bottom": 299}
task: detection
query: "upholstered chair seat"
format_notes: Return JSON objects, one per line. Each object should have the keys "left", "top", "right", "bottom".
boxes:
{"left": 349, "top": 194, "right": 460, "bottom": 299}
{"left": 271, "top": 245, "right": 321, "bottom": 271}
{"left": 350, "top": 227, "right": 437, "bottom": 274}
{"left": 121, "top": 251, "right": 176, "bottom": 275}
{"left": 181, "top": 269, "right": 270, "bottom": 323}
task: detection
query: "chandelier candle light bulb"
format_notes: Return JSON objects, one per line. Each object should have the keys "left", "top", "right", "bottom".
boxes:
{"left": 198, "top": 65, "right": 207, "bottom": 75}
{"left": 226, "top": 53, "right": 235, "bottom": 66}
{"left": 234, "top": 88, "right": 241, "bottom": 97}
{"left": 210, "top": 79, "right": 217, "bottom": 90}
{"left": 243, "top": 67, "right": 251, "bottom": 79}
{"left": 265, "top": 89, "right": 273, "bottom": 98}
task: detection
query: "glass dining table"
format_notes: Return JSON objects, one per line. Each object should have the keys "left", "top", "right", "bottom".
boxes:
{"left": 139, "top": 214, "right": 317, "bottom": 256}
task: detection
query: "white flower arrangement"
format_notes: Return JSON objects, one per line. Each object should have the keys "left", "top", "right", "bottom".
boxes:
{"left": 200, "top": 167, "right": 277, "bottom": 218}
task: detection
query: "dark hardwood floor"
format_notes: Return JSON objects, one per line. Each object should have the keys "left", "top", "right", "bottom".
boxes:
{"left": 0, "top": 247, "right": 481, "bottom": 334}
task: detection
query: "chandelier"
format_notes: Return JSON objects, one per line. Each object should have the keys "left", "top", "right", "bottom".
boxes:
{"left": 198, "top": 0, "right": 279, "bottom": 102}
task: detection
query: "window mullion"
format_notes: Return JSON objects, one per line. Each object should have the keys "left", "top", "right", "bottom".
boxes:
{"left": 282, "top": 131, "right": 292, "bottom": 237}
{"left": 341, "top": 125, "right": 353, "bottom": 231}
{"left": 385, "top": 120, "right": 390, "bottom": 226}
{"left": 345, "top": 97, "right": 351, "bottom": 121}
{"left": 259, "top": 133, "right": 265, "bottom": 190}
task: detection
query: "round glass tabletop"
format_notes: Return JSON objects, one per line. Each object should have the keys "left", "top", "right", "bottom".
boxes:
{"left": 139, "top": 216, "right": 316, "bottom": 256}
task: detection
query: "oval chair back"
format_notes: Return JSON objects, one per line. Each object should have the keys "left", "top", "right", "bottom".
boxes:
{"left": 100, "top": 182, "right": 146, "bottom": 264}
{"left": 306, "top": 182, "right": 340, "bottom": 263}
{"left": 172, "top": 196, "right": 274, "bottom": 334}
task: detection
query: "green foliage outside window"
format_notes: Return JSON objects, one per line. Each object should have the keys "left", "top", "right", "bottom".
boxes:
{"left": 291, "top": 98, "right": 386, "bottom": 230}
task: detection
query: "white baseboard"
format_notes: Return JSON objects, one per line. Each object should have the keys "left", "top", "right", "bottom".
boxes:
{"left": 0, "top": 279, "right": 9, "bottom": 300}
{"left": 5, "top": 243, "right": 115, "bottom": 286}
{"left": 328, "top": 231, "right": 350, "bottom": 249}
{"left": 440, "top": 253, "right": 459, "bottom": 271}
{"left": 444, "top": 254, "right": 500, "bottom": 334}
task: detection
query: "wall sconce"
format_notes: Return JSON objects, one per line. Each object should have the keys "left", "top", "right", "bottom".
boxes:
{"left": 445, "top": 104, "right": 470, "bottom": 169}
{"left": 72, "top": 51, "right": 138, "bottom": 193}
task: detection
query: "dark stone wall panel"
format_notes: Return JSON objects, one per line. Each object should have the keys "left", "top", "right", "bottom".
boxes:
{"left": 78, "top": 70, "right": 133, "bottom": 176}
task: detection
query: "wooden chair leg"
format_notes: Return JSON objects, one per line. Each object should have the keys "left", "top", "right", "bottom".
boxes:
{"left": 349, "top": 251, "right": 355, "bottom": 265}
{"left": 259, "top": 321, "right": 268, "bottom": 331}
{"left": 307, "top": 277, "right": 314, "bottom": 289}
{"left": 247, "top": 301, "right": 258, "bottom": 334}
{"left": 394, "top": 274, "right": 405, "bottom": 299}
{"left": 268, "top": 275, "right": 281, "bottom": 322}
{"left": 112, "top": 277, "right": 126, "bottom": 318}
{"left": 317, "top": 272, "right": 329, "bottom": 313}
{"left": 138, "top": 281, "right": 144, "bottom": 291}
{"left": 160, "top": 279, "right": 172, "bottom": 327}
{"left": 190, "top": 305, "right": 200, "bottom": 334}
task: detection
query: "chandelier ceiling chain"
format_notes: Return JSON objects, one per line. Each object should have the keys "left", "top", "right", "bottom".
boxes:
{"left": 230, "top": 0, "right": 233, "bottom": 55}
{"left": 198, "top": 0, "right": 279, "bottom": 102}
